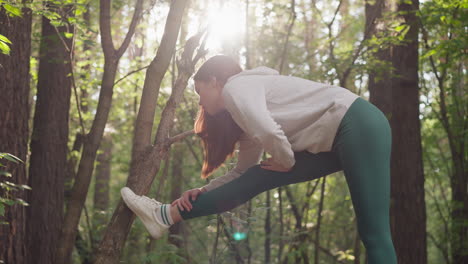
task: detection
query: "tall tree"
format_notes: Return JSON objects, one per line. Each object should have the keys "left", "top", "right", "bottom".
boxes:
{"left": 56, "top": 0, "right": 144, "bottom": 262}
{"left": 0, "top": 2, "right": 32, "bottom": 263}
{"left": 26, "top": 4, "right": 74, "bottom": 264}
{"left": 390, "top": 0, "right": 427, "bottom": 263}
{"left": 93, "top": 1, "right": 207, "bottom": 262}
{"left": 367, "top": 0, "right": 427, "bottom": 262}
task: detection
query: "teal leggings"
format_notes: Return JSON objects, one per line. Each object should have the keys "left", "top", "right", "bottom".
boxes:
{"left": 180, "top": 97, "right": 397, "bottom": 264}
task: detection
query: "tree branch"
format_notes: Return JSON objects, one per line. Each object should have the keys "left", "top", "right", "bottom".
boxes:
{"left": 164, "top": 129, "right": 194, "bottom": 148}
{"left": 116, "top": 0, "right": 144, "bottom": 58}
{"left": 153, "top": 30, "right": 207, "bottom": 146}
{"left": 99, "top": 0, "right": 115, "bottom": 56}
{"left": 114, "top": 65, "right": 150, "bottom": 85}
{"left": 133, "top": 0, "right": 188, "bottom": 153}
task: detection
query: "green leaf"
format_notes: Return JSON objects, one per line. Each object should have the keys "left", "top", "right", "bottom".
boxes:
{"left": 3, "top": 4, "right": 22, "bottom": 17}
{"left": 0, "top": 41, "right": 11, "bottom": 55}
{"left": 395, "top": 24, "right": 408, "bottom": 32}
{"left": 2, "top": 199, "right": 15, "bottom": 206}
{"left": 67, "top": 17, "right": 76, "bottom": 24}
{"left": 0, "top": 171, "right": 12, "bottom": 177}
{"left": 422, "top": 49, "right": 437, "bottom": 59}
{"left": 3, "top": 154, "right": 22, "bottom": 163}
{"left": 15, "top": 199, "right": 29, "bottom": 206}
{"left": 0, "top": 35, "right": 12, "bottom": 44}
{"left": 64, "top": 32, "right": 73, "bottom": 39}
{"left": 18, "top": 185, "right": 32, "bottom": 190}
{"left": 43, "top": 11, "right": 61, "bottom": 21}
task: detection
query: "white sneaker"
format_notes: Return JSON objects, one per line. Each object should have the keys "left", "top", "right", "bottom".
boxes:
{"left": 121, "top": 187, "right": 169, "bottom": 239}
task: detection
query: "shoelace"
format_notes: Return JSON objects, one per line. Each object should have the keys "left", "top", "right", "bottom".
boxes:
{"left": 138, "top": 195, "right": 162, "bottom": 206}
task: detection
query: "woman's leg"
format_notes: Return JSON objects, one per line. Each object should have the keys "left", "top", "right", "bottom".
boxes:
{"left": 333, "top": 98, "right": 397, "bottom": 264}
{"left": 179, "top": 151, "right": 342, "bottom": 219}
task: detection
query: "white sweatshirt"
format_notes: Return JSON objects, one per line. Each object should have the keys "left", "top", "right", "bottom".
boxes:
{"left": 202, "top": 67, "right": 359, "bottom": 192}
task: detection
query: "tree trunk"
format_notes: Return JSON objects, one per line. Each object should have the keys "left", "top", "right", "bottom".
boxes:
{"left": 93, "top": 134, "right": 112, "bottom": 244}
{"left": 368, "top": 0, "right": 426, "bottom": 262}
{"left": 26, "top": 4, "right": 73, "bottom": 264}
{"left": 0, "top": 3, "right": 32, "bottom": 264}
{"left": 389, "top": 1, "right": 427, "bottom": 263}
{"left": 55, "top": 1, "right": 144, "bottom": 263}
{"left": 277, "top": 187, "right": 284, "bottom": 263}
{"left": 92, "top": 2, "right": 206, "bottom": 262}
{"left": 264, "top": 190, "right": 271, "bottom": 263}
{"left": 366, "top": 0, "right": 392, "bottom": 115}
{"left": 169, "top": 144, "right": 185, "bottom": 250}
{"left": 315, "top": 178, "right": 326, "bottom": 264}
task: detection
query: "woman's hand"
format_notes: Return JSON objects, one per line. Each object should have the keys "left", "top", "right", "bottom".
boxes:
{"left": 171, "top": 187, "right": 206, "bottom": 212}
{"left": 260, "top": 157, "right": 292, "bottom": 172}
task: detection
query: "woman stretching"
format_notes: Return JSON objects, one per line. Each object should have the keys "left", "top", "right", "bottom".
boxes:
{"left": 121, "top": 55, "right": 397, "bottom": 263}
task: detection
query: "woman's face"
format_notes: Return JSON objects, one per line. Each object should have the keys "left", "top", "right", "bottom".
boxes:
{"left": 195, "top": 79, "right": 225, "bottom": 115}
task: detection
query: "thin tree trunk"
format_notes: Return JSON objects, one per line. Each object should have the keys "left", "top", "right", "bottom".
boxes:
{"left": 284, "top": 185, "right": 311, "bottom": 264}
{"left": 315, "top": 178, "right": 326, "bottom": 264}
{"left": 26, "top": 3, "right": 73, "bottom": 264}
{"left": 264, "top": 190, "right": 271, "bottom": 263}
{"left": 220, "top": 217, "right": 245, "bottom": 264}
{"left": 169, "top": 144, "right": 185, "bottom": 251}
{"left": 246, "top": 200, "right": 252, "bottom": 264}
{"left": 56, "top": 1, "right": 144, "bottom": 263}
{"left": 278, "top": 0, "right": 296, "bottom": 74}
{"left": 0, "top": 3, "right": 32, "bottom": 263}
{"left": 277, "top": 187, "right": 284, "bottom": 263}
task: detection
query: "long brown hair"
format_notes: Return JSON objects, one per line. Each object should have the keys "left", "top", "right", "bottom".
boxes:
{"left": 193, "top": 55, "right": 243, "bottom": 179}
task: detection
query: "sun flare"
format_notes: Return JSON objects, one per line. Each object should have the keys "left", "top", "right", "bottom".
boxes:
{"left": 202, "top": 2, "right": 246, "bottom": 52}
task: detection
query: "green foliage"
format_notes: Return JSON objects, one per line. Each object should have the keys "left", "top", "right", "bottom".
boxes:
{"left": 0, "top": 0, "right": 22, "bottom": 17}
{"left": 9, "top": 0, "right": 462, "bottom": 262}
{"left": 0, "top": 34, "right": 12, "bottom": 55}
{"left": 0, "top": 153, "right": 30, "bottom": 225}
{"left": 419, "top": 0, "right": 467, "bottom": 261}
{"left": 142, "top": 243, "right": 186, "bottom": 264}
{"left": 0, "top": 0, "right": 22, "bottom": 55}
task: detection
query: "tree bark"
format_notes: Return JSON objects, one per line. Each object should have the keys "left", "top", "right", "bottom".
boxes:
{"left": 93, "top": 2, "right": 206, "bottom": 262}
{"left": 55, "top": 1, "right": 144, "bottom": 263}
{"left": 93, "top": 134, "right": 112, "bottom": 244}
{"left": 368, "top": 0, "right": 427, "bottom": 262}
{"left": 389, "top": 1, "right": 427, "bottom": 263}
{"left": 169, "top": 144, "right": 185, "bottom": 252}
{"left": 0, "top": 3, "right": 32, "bottom": 264}
{"left": 264, "top": 190, "right": 271, "bottom": 263}
{"left": 26, "top": 4, "right": 73, "bottom": 264}
{"left": 310, "top": 178, "right": 325, "bottom": 263}
{"left": 366, "top": 0, "right": 392, "bottom": 115}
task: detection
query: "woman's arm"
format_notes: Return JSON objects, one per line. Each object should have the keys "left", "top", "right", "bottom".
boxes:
{"left": 172, "top": 134, "right": 263, "bottom": 211}
{"left": 222, "top": 80, "right": 296, "bottom": 169}
{"left": 201, "top": 133, "right": 263, "bottom": 192}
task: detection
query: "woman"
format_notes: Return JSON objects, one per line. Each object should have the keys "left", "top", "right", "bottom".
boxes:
{"left": 121, "top": 55, "right": 397, "bottom": 263}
